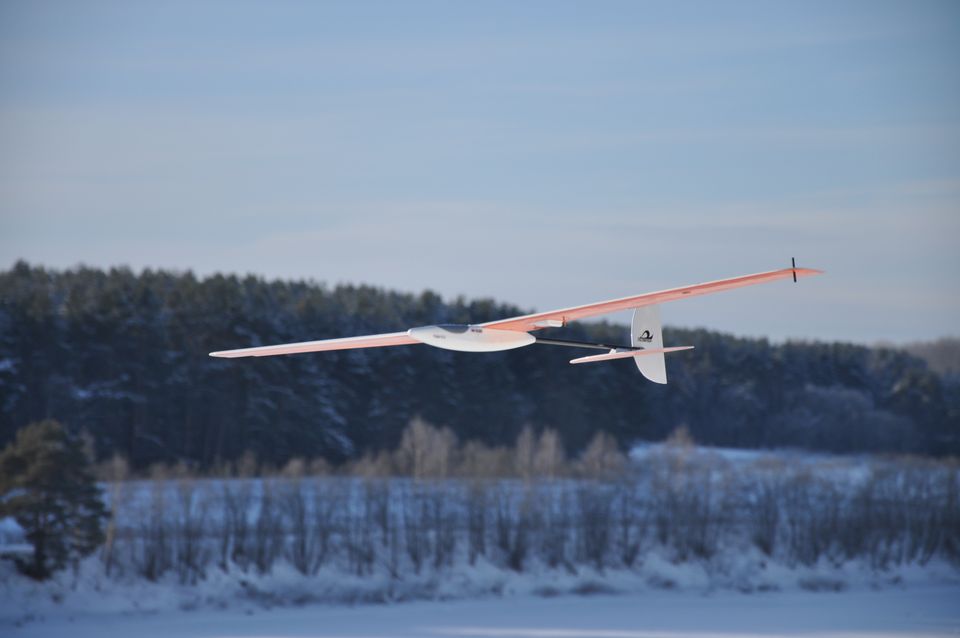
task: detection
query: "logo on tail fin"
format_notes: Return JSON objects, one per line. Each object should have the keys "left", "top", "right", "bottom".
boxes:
{"left": 637, "top": 330, "right": 653, "bottom": 343}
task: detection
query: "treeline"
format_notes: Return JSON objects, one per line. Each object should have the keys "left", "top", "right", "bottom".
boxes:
{"left": 98, "top": 427, "right": 960, "bottom": 589}
{"left": 1, "top": 261, "right": 957, "bottom": 469}
{"left": 904, "top": 337, "right": 960, "bottom": 377}
{"left": 103, "top": 418, "right": 626, "bottom": 482}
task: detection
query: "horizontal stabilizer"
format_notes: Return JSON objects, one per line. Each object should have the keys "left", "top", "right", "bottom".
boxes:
{"left": 569, "top": 346, "right": 694, "bottom": 365}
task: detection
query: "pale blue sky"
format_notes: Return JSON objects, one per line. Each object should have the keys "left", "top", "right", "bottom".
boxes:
{"left": 1, "top": 1, "right": 958, "bottom": 343}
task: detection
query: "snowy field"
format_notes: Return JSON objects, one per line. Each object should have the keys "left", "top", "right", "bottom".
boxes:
{"left": 3, "top": 444, "right": 957, "bottom": 636}
{"left": 5, "top": 584, "right": 960, "bottom": 638}
{"left": 3, "top": 546, "right": 959, "bottom": 637}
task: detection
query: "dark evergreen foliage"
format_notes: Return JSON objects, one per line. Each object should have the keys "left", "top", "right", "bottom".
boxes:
{"left": 0, "top": 419, "right": 108, "bottom": 579}
{"left": 0, "top": 261, "right": 956, "bottom": 469}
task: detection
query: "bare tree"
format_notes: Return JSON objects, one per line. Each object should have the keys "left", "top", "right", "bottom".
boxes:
{"left": 648, "top": 445, "right": 723, "bottom": 561}
{"left": 220, "top": 475, "right": 254, "bottom": 571}
{"left": 533, "top": 429, "right": 565, "bottom": 479}
{"left": 460, "top": 441, "right": 512, "bottom": 478}
{"left": 577, "top": 482, "right": 613, "bottom": 570}
{"left": 252, "top": 479, "right": 282, "bottom": 574}
{"left": 100, "top": 454, "right": 129, "bottom": 576}
{"left": 493, "top": 483, "right": 533, "bottom": 571}
{"left": 280, "top": 461, "right": 317, "bottom": 575}
{"left": 172, "top": 465, "right": 208, "bottom": 584}
{"left": 577, "top": 432, "right": 625, "bottom": 480}
{"left": 514, "top": 426, "right": 536, "bottom": 481}
{"left": 397, "top": 418, "right": 458, "bottom": 478}
{"left": 427, "top": 483, "right": 457, "bottom": 570}
{"left": 344, "top": 479, "right": 377, "bottom": 576}
{"left": 311, "top": 477, "right": 344, "bottom": 572}
{"left": 466, "top": 479, "right": 488, "bottom": 565}
{"left": 613, "top": 475, "right": 645, "bottom": 568}
{"left": 137, "top": 465, "right": 171, "bottom": 581}
{"left": 748, "top": 462, "right": 784, "bottom": 558}
{"left": 781, "top": 469, "right": 837, "bottom": 566}
{"left": 402, "top": 482, "right": 428, "bottom": 573}
{"left": 537, "top": 483, "right": 571, "bottom": 569}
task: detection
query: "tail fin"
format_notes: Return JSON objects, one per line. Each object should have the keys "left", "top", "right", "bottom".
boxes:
{"left": 632, "top": 305, "right": 667, "bottom": 383}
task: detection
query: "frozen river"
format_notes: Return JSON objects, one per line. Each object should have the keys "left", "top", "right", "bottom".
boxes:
{"left": 9, "top": 584, "right": 959, "bottom": 638}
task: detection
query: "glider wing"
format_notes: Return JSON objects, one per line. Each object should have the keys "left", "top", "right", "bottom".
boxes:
{"left": 481, "top": 266, "right": 822, "bottom": 332}
{"left": 209, "top": 331, "right": 417, "bottom": 358}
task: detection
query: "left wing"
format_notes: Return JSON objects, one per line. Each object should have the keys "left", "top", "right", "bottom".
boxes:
{"left": 210, "top": 331, "right": 417, "bottom": 358}
{"left": 481, "top": 266, "right": 822, "bottom": 332}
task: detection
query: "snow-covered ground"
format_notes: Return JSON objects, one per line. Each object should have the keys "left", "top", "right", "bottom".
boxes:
{"left": 3, "top": 553, "right": 959, "bottom": 637}
{"left": 629, "top": 441, "right": 866, "bottom": 468}
{"left": 4, "top": 582, "right": 959, "bottom": 638}
{"left": 3, "top": 445, "right": 957, "bottom": 636}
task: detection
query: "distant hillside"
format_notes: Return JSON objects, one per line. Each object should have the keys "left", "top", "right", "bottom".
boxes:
{"left": 903, "top": 338, "right": 960, "bottom": 377}
{"left": 1, "top": 261, "right": 957, "bottom": 469}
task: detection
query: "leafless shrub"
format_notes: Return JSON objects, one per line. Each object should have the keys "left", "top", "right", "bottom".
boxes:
{"left": 838, "top": 463, "right": 894, "bottom": 566}
{"left": 515, "top": 426, "right": 536, "bottom": 481}
{"left": 460, "top": 441, "right": 512, "bottom": 478}
{"left": 613, "top": 476, "right": 646, "bottom": 568}
{"left": 252, "top": 480, "right": 282, "bottom": 574}
{"left": 401, "top": 483, "right": 429, "bottom": 573}
{"left": 136, "top": 465, "right": 172, "bottom": 580}
{"left": 536, "top": 483, "right": 571, "bottom": 570}
{"left": 172, "top": 465, "right": 208, "bottom": 584}
{"left": 312, "top": 477, "right": 344, "bottom": 571}
{"left": 577, "top": 482, "right": 614, "bottom": 569}
{"left": 235, "top": 451, "right": 258, "bottom": 479}
{"left": 466, "top": 479, "right": 488, "bottom": 565}
{"left": 647, "top": 445, "right": 723, "bottom": 561}
{"left": 747, "top": 460, "right": 786, "bottom": 557}
{"left": 896, "top": 458, "right": 956, "bottom": 565}
{"left": 740, "top": 455, "right": 960, "bottom": 569}
{"left": 84, "top": 425, "right": 960, "bottom": 585}
{"left": 282, "top": 458, "right": 306, "bottom": 478}
{"left": 577, "top": 432, "right": 626, "bottom": 480}
{"left": 220, "top": 476, "right": 254, "bottom": 570}
{"left": 426, "top": 483, "right": 457, "bottom": 570}
{"left": 100, "top": 454, "right": 129, "bottom": 576}
{"left": 309, "top": 457, "right": 332, "bottom": 476}
{"left": 280, "top": 468, "right": 318, "bottom": 575}
{"left": 384, "top": 509, "right": 403, "bottom": 580}
{"left": 396, "top": 418, "right": 458, "bottom": 479}
{"left": 350, "top": 450, "right": 395, "bottom": 477}
{"left": 780, "top": 468, "right": 841, "bottom": 566}
{"left": 665, "top": 425, "right": 695, "bottom": 449}
{"left": 363, "top": 478, "right": 392, "bottom": 549}
{"left": 344, "top": 479, "right": 377, "bottom": 576}
{"left": 493, "top": 483, "right": 534, "bottom": 571}
{"left": 939, "top": 459, "right": 960, "bottom": 563}
{"left": 533, "top": 429, "right": 566, "bottom": 479}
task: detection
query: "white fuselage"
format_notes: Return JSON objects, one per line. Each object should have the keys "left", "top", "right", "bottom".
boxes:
{"left": 407, "top": 324, "right": 535, "bottom": 352}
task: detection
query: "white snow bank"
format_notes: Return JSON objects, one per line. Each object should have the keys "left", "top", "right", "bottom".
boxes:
{"left": 4, "top": 579, "right": 960, "bottom": 638}
{"left": 2, "top": 548, "right": 958, "bottom": 634}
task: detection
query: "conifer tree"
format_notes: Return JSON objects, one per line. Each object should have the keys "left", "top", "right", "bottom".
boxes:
{"left": 0, "top": 419, "right": 108, "bottom": 579}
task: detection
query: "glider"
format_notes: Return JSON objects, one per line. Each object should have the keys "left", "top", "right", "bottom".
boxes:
{"left": 210, "top": 261, "right": 822, "bottom": 384}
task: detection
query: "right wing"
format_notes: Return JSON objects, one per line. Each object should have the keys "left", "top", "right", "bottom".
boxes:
{"left": 480, "top": 266, "right": 823, "bottom": 332}
{"left": 209, "top": 331, "right": 418, "bottom": 358}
